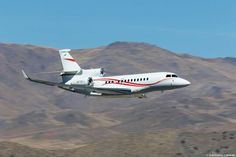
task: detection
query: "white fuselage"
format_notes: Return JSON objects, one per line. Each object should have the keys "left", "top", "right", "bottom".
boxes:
{"left": 65, "top": 72, "right": 190, "bottom": 97}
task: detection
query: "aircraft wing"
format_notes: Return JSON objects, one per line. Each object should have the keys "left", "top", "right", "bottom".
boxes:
{"left": 93, "top": 87, "right": 132, "bottom": 95}
{"left": 22, "top": 70, "right": 133, "bottom": 95}
{"left": 22, "top": 70, "right": 60, "bottom": 86}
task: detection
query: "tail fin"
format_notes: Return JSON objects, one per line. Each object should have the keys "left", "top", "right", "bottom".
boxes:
{"left": 59, "top": 49, "right": 81, "bottom": 73}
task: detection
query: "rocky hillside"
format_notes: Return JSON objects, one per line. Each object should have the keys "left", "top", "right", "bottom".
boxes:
{"left": 0, "top": 130, "right": 236, "bottom": 157}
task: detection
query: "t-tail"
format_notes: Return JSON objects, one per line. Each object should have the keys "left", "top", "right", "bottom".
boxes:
{"left": 59, "top": 49, "right": 82, "bottom": 82}
{"left": 59, "top": 49, "right": 81, "bottom": 74}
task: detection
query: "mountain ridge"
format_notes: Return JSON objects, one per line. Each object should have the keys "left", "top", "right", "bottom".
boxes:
{"left": 0, "top": 41, "right": 236, "bottom": 156}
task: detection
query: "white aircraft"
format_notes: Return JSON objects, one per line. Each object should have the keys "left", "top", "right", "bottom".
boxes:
{"left": 22, "top": 49, "right": 190, "bottom": 98}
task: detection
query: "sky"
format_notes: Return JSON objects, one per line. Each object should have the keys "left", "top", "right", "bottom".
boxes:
{"left": 0, "top": 0, "right": 235, "bottom": 58}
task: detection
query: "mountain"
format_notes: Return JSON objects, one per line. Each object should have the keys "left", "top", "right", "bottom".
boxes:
{"left": 1, "top": 130, "right": 236, "bottom": 157}
{"left": 0, "top": 41, "right": 236, "bottom": 156}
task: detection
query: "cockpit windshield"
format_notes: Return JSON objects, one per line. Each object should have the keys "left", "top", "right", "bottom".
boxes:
{"left": 166, "top": 74, "right": 178, "bottom": 78}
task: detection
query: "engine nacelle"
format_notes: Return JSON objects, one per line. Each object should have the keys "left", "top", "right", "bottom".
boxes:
{"left": 66, "top": 68, "right": 104, "bottom": 86}
{"left": 71, "top": 77, "right": 93, "bottom": 86}
{"left": 82, "top": 68, "right": 104, "bottom": 77}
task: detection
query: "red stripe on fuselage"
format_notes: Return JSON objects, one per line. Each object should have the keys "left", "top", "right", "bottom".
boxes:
{"left": 94, "top": 77, "right": 169, "bottom": 87}
{"left": 64, "top": 58, "right": 76, "bottom": 62}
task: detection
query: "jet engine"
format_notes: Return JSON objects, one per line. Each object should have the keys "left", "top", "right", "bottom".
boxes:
{"left": 71, "top": 77, "right": 93, "bottom": 86}
{"left": 82, "top": 68, "right": 105, "bottom": 77}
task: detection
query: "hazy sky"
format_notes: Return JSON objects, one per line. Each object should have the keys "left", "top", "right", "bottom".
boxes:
{"left": 0, "top": 0, "right": 235, "bottom": 58}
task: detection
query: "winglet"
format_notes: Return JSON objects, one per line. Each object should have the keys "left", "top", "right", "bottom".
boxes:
{"left": 22, "top": 70, "right": 29, "bottom": 79}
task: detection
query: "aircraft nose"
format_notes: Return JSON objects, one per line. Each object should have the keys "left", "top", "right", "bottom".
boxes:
{"left": 172, "top": 78, "right": 191, "bottom": 87}
{"left": 182, "top": 79, "right": 191, "bottom": 86}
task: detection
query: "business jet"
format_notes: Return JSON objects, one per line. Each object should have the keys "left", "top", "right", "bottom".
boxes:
{"left": 22, "top": 49, "right": 190, "bottom": 98}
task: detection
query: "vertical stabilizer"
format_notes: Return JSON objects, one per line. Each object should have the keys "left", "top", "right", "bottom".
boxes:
{"left": 59, "top": 49, "right": 81, "bottom": 73}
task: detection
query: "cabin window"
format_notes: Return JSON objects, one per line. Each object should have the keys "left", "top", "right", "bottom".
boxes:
{"left": 121, "top": 80, "right": 123, "bottom": 83}
{"left": 134, "top": 79, "right": 136, "bottom": 82}
{"left": 140, "top": 78, "right": 142, "bottom": 81}
{"left": 166, "top": 74, "right": 171, "bottom": 77}
{"left": 127, "top": 79, "right": 130, "bottom": 82}
{"left": 172, "top": 74, "right": 178, "bottom": 77}
{"left": 105, "top": 81, "right": 107, "bottom": 84}
{"left": 131, "top": 79, "right": 133, "bottom": 82}
{"left": 118, "top": 80, "right": 120, "bottom": 83}
{"left": 137, "top": 78, "right": 139, "bottom": 81}
{"left": 143, "top": 78, "right": 145, "bottom": 81}
{"left": 147, "top": 78, "right": 149, "bottom": 80}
